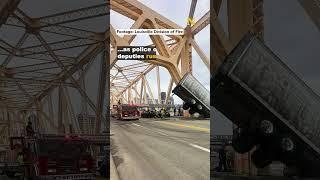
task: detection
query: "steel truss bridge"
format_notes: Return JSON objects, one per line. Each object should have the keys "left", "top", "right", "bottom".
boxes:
{"left": 0, "top": 0, "right": 211, "bottom": 145}
{"left": 0, "top": 0, "right": 109, "bottom": 141}
{"left": 110, "top": 0, "right": 210, "bottom": 106}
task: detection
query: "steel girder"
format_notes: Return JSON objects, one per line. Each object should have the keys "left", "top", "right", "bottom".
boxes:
{"left": 110, "top": 0, "right": 210, "bottom": 105}
{"left": 0, "top": 1, "right": 109, "bottom": 141}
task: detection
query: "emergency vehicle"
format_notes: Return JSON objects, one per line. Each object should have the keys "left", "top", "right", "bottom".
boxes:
{"left": 117, "top": 104, "right": 140, "bottom": 120}
{"left": 0, "top": 134, "right": 107, "bottom": 179}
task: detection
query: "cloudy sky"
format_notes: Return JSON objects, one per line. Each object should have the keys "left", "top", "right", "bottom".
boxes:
{"left": 213, "top": 0, "right": 320, "bottom": 134}
{"left": 111, "top": 0, "right": 210, "bottom": 105}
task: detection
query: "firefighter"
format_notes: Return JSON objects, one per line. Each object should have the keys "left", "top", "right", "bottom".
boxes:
{"left": 226, "top": 145, "right": 234, "bottom": 172}
{"left": 17, "top": 148, "right": 29, "bottom": 180}
{"left": 26, "top": 121, "right": 34, "bottom": 137}
{"left": 99, "top": 156, "right": 108, "bottom": 177}
{"left": 16, "top": 151, "right": 26, "bottom": 180}
{"left": 178, "top": 108, "right": 182, "bottom": 116}
{"left": 216, "top": 143, "right": 228, "bottom": 172}
{"left": 156, "top": 109, "right": 161, "bottom": 118}
{"left": 160, "top": 108, "right": 165, "bottom": 118}
{"left": 17, "top": 151, "right": 24, "bottom": 165}
{"left": 22, "top": 147, "right": 32, "bottom": 180}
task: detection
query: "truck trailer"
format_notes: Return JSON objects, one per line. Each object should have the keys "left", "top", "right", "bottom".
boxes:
{"left": 173, "top": 73, "right": 210, "bottom": 117}
{"left": 211, "top": 32, "right": 320, "bottom": 177}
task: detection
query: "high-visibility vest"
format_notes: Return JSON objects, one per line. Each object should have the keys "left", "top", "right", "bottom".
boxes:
{"left": 17, "top": 154, "right": 23, "bottom": 164}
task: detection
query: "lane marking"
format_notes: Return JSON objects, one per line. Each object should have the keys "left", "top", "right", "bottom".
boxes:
{"left": 155, "top": 131, "right": 169, "bottom": 136}
{"left": 132, "top": 123, "right": 169, "bottom": 136}
{"left": 132, "top": 123, "right": 142, "bottom": 127}
{"left": 132, "top": 122, "right": 209, "bottom": 153}
{"left": 156, "top": 121, "right": 209, "bottom": 133}
{"left": 189, "top": 143, "right": 210, "bottom": 153}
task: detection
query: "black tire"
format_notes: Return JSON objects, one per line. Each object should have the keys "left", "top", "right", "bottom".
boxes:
{"left": 196, "top": 104, "right": 203, "bottom": 110}
{"left": 183, "top": 103, "right": 190, "bottom": 110}
{"left": 232, "top": 129, "right": 256, "bottom": 154}
{"left": 251, "top": 148, "right": 272, "bottom": 168}
{"left": 260, "top": 120, "right": 274, "bottom": 135}
{"left": 189, "top": 108, "right": 196, "bottom": 114}
{"left": 280, "top": 135, "right": 295, "bottom": 152}
{"left": 190, "top": 99, "right": 196, "bottom": 105}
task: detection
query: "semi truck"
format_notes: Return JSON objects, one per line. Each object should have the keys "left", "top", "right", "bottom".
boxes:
{"left": 211, "top": 32, "right": 320, "bottom": 177}
{"left": 172, "top": 73, "right": 210, "bottom": 117}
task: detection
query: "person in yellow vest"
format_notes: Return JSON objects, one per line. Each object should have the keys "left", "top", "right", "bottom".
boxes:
{"left": 16, "top": 151, "right": 24, "bottom": 165}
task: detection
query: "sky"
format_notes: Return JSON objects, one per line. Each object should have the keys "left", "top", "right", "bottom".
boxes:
{"left": 111, "top": 0, "right": 210, "bottom": 105}
{"left": 212, "top": 0, "right": 320, "bottom": 135}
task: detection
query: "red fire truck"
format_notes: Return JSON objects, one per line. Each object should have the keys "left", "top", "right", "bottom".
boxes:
{"left": 117, "top": 104, "right": 140, "bottom": 120}
{"left": 0, "top": 134, "right": 100, "bottom": 179}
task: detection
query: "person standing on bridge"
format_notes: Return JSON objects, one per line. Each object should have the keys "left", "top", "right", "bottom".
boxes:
{"left": 17, "top": 151, "right": 24, "bottom": 165}
{"left": 178, "top": 108, "right": 182, "bottom": 116}
{"left": 216, "top": 143, "right": 228, "bottom": 172}
{"left": 158, "top": 108, "right": 164, "bottom": 118}
{"left": 26, "top": 121, "right": 35, "bottom": 137}
{"left": 161, "top": 108, "right": 166, "bottom": 118}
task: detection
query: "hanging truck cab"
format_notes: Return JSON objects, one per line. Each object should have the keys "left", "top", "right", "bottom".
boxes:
{"left": 211, "top": 32, "right": 320, "bottom": 177}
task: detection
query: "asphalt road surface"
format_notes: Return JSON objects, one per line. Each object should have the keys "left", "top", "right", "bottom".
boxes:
{"left": 0, "top": 175, "right": 106, "bottom": 179}
{"left": 110, "top": 117, "right": 210, "bottom": 180}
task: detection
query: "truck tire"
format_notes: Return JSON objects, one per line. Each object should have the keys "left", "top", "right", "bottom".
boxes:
{"left": 280, "top": 136, "right": 295, "bottom": 152}
{"left": 251, "top": 147, "right": 272, "bottom": 168}
{"left": 260, "top": 120, "right": 274, "bottom": 135}
{"left": 183, "top": 103, "right": 190, "bottom": 110}
{"left": 196, "top": 104, "right": 203, "bottom": 110}
{"left": 189, "top": 108, "right": 196, "bottom": 114}
{"left": 232, "top": 128, "right": 255, "bottom": 154}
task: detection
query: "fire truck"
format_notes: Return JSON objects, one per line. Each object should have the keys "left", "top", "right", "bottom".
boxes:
{"left": 117, "top": 104, "right": 140, "bottom": 120}
{"left": 0, "top": 134, "right": 107, "bottom": 179}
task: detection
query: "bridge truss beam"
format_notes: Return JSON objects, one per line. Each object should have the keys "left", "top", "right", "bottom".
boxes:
{"left": 110, "top": 0, "right": 210, "bottom": 106}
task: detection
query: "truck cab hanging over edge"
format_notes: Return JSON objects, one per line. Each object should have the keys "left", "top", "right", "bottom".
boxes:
{"left": 211, "top": 32, "right": 320, "bottom": 177}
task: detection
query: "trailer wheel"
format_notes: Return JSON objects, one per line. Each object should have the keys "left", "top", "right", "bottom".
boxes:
{"left": 189, "top": 108, "right": 196, "bottom": 114}
{"left": 260, "top": 120, "right": 274, "bottom": 134}
{"left": 232, "top": 128, "right": 255, "bottom": 153}
{"left": 251, "top": 148, "right": 272, "bottom": 168}
{"left": 281, "top": 136, "right": 295, "bottom": 152}
{"left": 183, "top": 103, "right": 190, "bottom": 110}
